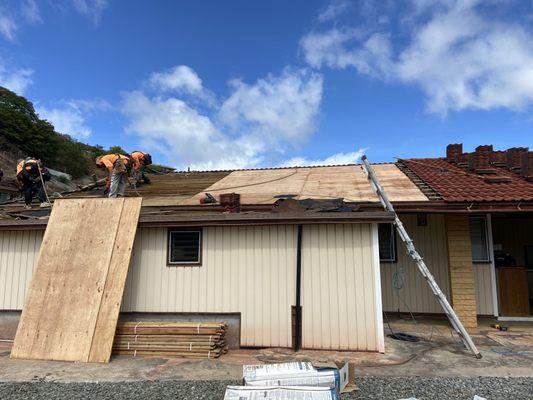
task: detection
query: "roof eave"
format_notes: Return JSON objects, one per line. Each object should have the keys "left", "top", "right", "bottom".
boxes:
{"left": 0, "top": 210, "right": 396, "bottom": 230}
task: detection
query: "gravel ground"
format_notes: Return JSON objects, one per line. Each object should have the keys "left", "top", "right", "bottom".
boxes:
{"left": 0, "top": 377, "right": 532, "bottom": 399}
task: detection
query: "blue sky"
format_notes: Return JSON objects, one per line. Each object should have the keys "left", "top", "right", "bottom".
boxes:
{"left": 0, "top": 0, "right": 532, "bottom": 170}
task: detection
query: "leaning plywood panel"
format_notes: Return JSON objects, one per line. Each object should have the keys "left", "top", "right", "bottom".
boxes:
{"left": 88, "top": 197, "right": 142, "bottom": 362}
{"left": 11, "top": 198, "right": 142, "bottom": 362}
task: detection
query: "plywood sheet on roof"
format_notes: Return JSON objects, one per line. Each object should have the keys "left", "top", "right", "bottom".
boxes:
{"left": 11, "top": 197, "right": 142, "bottom": 363}
{"left": 182, "top": 164, "right": 428, "bottom": 205}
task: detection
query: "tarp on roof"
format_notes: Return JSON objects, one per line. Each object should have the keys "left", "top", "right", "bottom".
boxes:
{"left": 182, "top": 164, "right": 428, "bottom": 205}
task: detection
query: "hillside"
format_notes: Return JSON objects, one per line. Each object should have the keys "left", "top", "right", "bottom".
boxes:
{"left": 0, "top": 86, "right": 173, "bottom": 199}
{"left": 0, "top": 87, "right": 109, "bottom": 179}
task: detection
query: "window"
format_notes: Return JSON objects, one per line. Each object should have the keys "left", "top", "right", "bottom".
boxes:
{"left": 469, "top": 217, "right": 490, "bottom": 262}
{"left": 167, "top": 229, "right": 202, "bottom": 265}
{"left": 378, "top": 223, "right": 397, "bottom": 262}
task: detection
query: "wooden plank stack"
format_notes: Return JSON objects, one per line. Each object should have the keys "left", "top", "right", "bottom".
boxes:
{"left": 113, "top": 321, "right": 228, "bottom": 359}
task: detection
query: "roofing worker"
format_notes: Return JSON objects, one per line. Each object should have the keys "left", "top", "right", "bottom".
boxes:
{"left": 16, "top": 158, "right": 51, "bottom": 209}
{"left": 95, "top": 154, "right": 132, "bottom": 198}
{"left": 130, "top": 151, "right": 152, "bottom": 186}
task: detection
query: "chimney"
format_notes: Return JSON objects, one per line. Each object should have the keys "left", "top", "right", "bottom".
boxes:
{"left": 521, "top": 151, "right": 533, "bottom": 178}
{"left": 446, "top": 143, "right": 462, "bottom": 163}
{"left": 489, "top": 151, "right": 507, "bottom": 165}
{"left": 468, "top": 145, "right": 493, "bottom": 172}
{"left": 219, "top": 192, "right": 241, "bottom": 213}
{"left": 475, "top": 145, "right": 493, "bottom": 152}
{"left": 506, "top": 147, "right": 529, "bottom": 170}
{"left": 455, "top": 152, "right": 469, "bottom": 167}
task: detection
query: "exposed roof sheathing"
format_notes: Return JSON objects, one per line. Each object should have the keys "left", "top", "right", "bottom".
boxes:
{"left": 400, "top": 158, "right": 533, "bottom": 202}
{"left": 126, "top": 171, "right": 230, "bottom": 206}
{"left": 182, "top": 164, "right": 428, "bottom": 205}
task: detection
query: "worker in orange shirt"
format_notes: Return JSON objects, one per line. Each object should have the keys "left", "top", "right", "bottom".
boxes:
{"left": 129, "top": 151, "right": 152, "bottom": 186}
{"left": 95, "top": 154, "right": 132, "bottom": 198}
{"left": 16, "top": 158, "right": 51, "bottom": 209}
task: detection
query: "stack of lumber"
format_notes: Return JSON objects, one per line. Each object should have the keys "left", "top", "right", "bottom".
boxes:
{"left": 113, "top": 321, "right": 228, "bottom": 359}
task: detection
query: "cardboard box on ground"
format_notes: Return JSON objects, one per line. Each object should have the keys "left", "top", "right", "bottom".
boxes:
{"left": 224, "top": 361, "right": 357, "bottom": 400}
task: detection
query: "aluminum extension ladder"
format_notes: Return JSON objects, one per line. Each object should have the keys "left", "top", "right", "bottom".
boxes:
{"left": 361, "top": 155, "right": 482, "bottom": 358}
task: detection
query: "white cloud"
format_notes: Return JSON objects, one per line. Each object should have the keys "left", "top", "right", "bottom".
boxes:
{"left": 21, "top": 0, "right": 41, "bottom": 24}
{"left": 149, "top": 65, "right": 216, "bottom": 105}
{"left": 72, "top": 0, "right": 108, "bottom": 25}
{"left": 0, "top": 65, "right": 33, "bottom": 94}
{"left": 150, "top": 65, "right": 203, "bottom": 94}
{"left": 122, "top": 91, "right": 261, "bottom": 170}
{"left": 301, "top": 0, "right": 533, "bottom": 115}
{"left": 318, "top": 0, "right": 349, "bottom": 23}
{"left": 219, "top": 69, "right": 323, "bottom": 143}
{"left": 0, "top": 14, "right": 17, "bottom": 41}
{"left": 36, "top": 99, "right": 109, "bottom": 139}
{"left": 281, "top": 149, "right": 365, "bottom": 167}
{"left": 301, "top": 29, "right": 393, "bottom": 79}
{"left": 123, "top": 67, "right": 324, "bottom": 170}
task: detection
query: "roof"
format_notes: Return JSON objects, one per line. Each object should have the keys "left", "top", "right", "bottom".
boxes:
{"left": 400, "top": 157, "right": 533, "bottom": 202}
{"left": 182, "top": 164, "right": 428, "bottom": 205}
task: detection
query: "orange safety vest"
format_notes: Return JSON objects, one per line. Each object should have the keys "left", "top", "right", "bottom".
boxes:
{"left": 130, "top": 151, "right": 146, "bottom": 171}
{"left": 96, "top": 154, "right": 130, "bottom": 173}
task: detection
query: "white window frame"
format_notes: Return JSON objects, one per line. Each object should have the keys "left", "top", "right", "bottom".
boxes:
{"left": 469, "top": 216, "right": 491, "bottom": 263}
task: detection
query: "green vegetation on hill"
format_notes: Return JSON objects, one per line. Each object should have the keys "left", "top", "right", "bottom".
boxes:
{"left": 0, "top": 87, "right": 173, "bottom": 178}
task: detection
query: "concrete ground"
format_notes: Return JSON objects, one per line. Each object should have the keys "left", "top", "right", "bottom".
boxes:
{"left": 1, "top": 317, "right": 532, "bottom": 399}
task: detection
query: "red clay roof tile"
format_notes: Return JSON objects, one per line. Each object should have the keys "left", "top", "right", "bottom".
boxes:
{"left": 400, "top": 158, "right": 533, "bottom": 202}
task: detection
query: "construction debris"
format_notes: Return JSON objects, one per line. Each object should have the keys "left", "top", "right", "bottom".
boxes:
{"left": 113, "top": 321, "right": 228, "bottom": 359}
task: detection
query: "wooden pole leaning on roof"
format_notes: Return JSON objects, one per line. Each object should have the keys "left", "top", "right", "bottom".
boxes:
{"left": 361, "top": 155, "right": 482, "bottom": 359}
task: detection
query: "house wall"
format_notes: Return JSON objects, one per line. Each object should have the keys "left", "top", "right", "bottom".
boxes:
{"left": 122, "top": 225, "right": 298, "bottom": 348}
{"left": 301, "top": 224, "right": 383, "bottom": 352}
{"left": 0, "top": 230, "right": 43, "bottom": 310}
{"left": 473, "top": 263, "right": 494, "bottom": 315}
{"left": 380, "top": 214, "right": 451, "bottom": 314}
{"left": 0, "top": 223, "right": 382, "bottom": 351}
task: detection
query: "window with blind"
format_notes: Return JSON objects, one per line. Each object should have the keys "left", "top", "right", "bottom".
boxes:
{"left": 167, "top": 229, "right": 202, "bottom": 265}
{"left": 469, "top": 217, "right": 490, "bottom": 262}
{"left": 378, "top": 223, "right": 397, "bottom": 262}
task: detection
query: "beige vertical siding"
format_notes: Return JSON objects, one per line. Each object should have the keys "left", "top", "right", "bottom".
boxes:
{"left": 380, "top": 214, "right": 451, "bottom": 314}
{"left": 301, "top": 224, "right": 383, "bottom": 351}
{"left": 473, "top": 263, "right": 494, "bottom": 315}
{"left": 0, "top": 230, "right": 43, "bottom": 310}
{"left": 0, "top": 224, "right": 384, "bottom": 351}
{"left": 122, "top": 226, "right": 297, "bottom": 348}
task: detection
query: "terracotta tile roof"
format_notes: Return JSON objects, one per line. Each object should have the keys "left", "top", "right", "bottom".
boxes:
{"left": 399, "top": 158, "right": 533, "bottom": 202}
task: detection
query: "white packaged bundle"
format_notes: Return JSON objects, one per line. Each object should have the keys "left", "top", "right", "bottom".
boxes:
{"left": 243, "top": 362, "right": 316, "bottom": 381}
{"left": 224, "top": 385, "right": 338, "bottom": 400}
{"left": 242, "top": 362, "right": 349, "bottom": 393}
